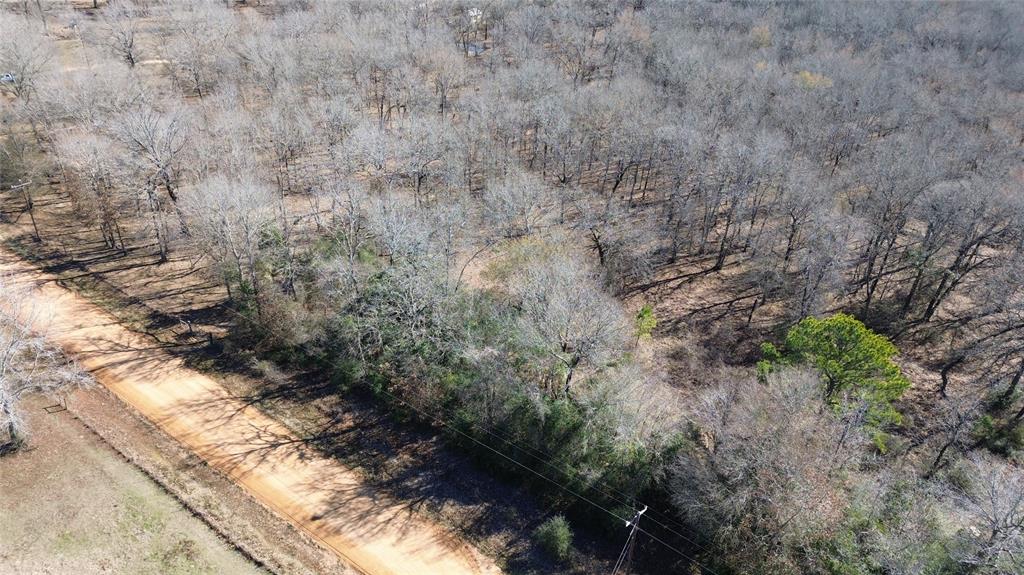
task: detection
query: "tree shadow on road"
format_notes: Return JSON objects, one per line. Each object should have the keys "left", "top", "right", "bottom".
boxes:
{"left": 178, "top": 362, "right": 615, "bottom": 574}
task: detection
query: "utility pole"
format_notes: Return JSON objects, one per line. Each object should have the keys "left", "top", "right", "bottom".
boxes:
{"left": 612, "top": 505, "right": 646, "bottom": 575}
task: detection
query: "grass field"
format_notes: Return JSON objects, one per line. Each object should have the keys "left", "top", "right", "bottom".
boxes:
{"left": 0, "top": 395, "right": 266, "bottom": 575}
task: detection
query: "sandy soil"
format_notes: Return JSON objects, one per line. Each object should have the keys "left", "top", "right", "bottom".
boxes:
{"left": 63, "top": 379, "right": 353, "bottom": 574}
{"left": 0, "top": 395, "right": 266, "bottom": 575}
{"left": 0, "top": 248, "right": 501, "bottom": 575}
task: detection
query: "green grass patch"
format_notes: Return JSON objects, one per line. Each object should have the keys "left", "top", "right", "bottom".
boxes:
{"left": 119, "top": 491, "right": 168, "bottom": 537}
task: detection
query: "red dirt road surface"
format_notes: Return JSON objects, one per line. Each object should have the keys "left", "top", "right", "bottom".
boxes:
{"left": 0, "top": 248, "right": 501, "bottom": 575}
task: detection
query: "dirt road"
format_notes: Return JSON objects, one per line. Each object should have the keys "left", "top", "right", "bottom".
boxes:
{"left": 0, "top": 396, "right": 266, "bottom": 575}
{"left": 0, "top": 249, "right": 501, "bottom": 575}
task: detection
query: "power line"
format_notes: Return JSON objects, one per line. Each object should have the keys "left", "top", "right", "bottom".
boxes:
{"left": 335, "top": 357, "right": 715, "bottom": 553}
{"left": 374, "top": 383, "right": 720, "bottom": 573}
{"left": 205, "top": 303, "right": 722, "bottom": 574}
{"left": 425, "top": 396, "right": 715, "bottom": 552}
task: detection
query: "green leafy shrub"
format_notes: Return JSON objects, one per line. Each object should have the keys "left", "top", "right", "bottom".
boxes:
{"left": 534, "top": 515, "right": 573, "bottom": 562}
{"left": 635, "top": 305, "right": 657, "bottom": 345}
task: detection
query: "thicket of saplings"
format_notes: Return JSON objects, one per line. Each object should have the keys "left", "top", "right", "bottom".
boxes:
{"left": 2, "top": 0, "right": 1023, "bottom": 573}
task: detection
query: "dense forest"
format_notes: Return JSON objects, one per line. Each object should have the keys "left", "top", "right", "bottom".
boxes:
{"left": 2, "top": 1, "right": 1023, "bottom": 573}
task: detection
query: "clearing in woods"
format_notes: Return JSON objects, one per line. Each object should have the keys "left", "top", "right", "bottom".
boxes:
{"left": 0, "top": 248, "right": 501, "bottom": 575}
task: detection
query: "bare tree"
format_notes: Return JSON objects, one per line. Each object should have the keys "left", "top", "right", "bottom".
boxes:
{"left": 924, "top": 394, "right": 983, "bottom": 478}
{"left": 0, "top": 17, "right": 53, "bottom": 102}
{"left": 162, "top": 0, "right": 234, "bottom": 99}
{"left": 321, "top": 177, "right": 370, "bottom": 296}
{"left": 423, "top": 37, "right": 468, "bottom": 118}
{"left": 504, "top": 247, "right": 630, "bottom": 397}
{"left": 670, "top": 368, "right": 866, "bottom": 574}
{"left": 182, "top": 173, "right": 277, "bottom": 314}
{"left": 53, "top": 132, "right": 131, "bottom": 252}
{"left": 1, "top": 276, "right": 89, "bottom": 453}
{"left": 108, "top": 100, "right": 191, "bottom": 206}
{"left": 99, "top": 0, "right": 142, "bottom": 67}
{"left": 948, "top": 455, "right": 1024, "bottom": 573}
{"left": 482, "top": 168, "right": 547, "bottom": 239}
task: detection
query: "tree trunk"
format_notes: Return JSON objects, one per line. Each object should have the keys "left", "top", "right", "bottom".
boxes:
{"left": 1, "top": 399, "right": 21, "bottom": 451}
{"left": 999, "top": 359, "right": 1024, "bottom": 404}
{"left": 938, "top": 355, "right": 964, "bottom": 398}
{"left": 146, "top": 185, "right": 168, "bottom": 262}
{"left": 22, "top": 185, "right": 41, "bottom": 242}
{"left": 562, "top": 356, "right": 581, "bottom": 398}
{"left": 927, "top": 445, "right": 950, "bottom": 478}
{"left": 590, "top": 228, "right": 605, "bottom": 266}
{"left": 863, "top": 230, "right": 900, "bottom": 315}
{"left": 901, "top": 260, "right": 930, "bottom": 316}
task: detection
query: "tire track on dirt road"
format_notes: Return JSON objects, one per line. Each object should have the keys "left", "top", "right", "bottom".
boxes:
{"left": 0, "top": 248, "right": 502, "bottom": 575}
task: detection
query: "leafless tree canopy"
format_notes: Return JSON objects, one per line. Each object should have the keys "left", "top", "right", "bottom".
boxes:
{"left": 1, "top": 0, "right": 1022, "bottom": 572}
{"left": 0, "top": 276, "right": 90, "bottom": 452}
